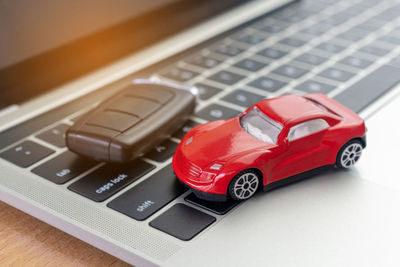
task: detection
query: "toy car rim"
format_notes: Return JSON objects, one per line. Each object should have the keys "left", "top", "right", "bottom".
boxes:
{"left": 340, "top": 142, "right": 363, "bottom": 168}
{"left": 232, "top": 172, "right": 259, "bottom": 200}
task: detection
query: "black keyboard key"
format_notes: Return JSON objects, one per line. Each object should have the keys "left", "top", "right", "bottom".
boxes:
{"left": 208, "top": 71, "right": 245, "bottom": 85}
{"left": 279, "top": 13, "right": 308, "bottom": 24}
{"left": 68, "top": 160, "right": 154, "bottom": 202}
{"left": 326, "top": 9, "right": 353, "bottom": 21}
{"left": 354, "top": 19, "right": 387, "bottom": 32}
{"left": 172, "top": 120, "right": 200, "bottom": 139}
{"left": 318, "top": 18, "right": 343, "bottom": 27}
{"left": 272, "top": 64, "right": 308, "bottom": 79}
{"left": 295, "top": 53, "right": 328, "bottom": 65}
{"left": 159, "top": 67, "right": 198, "bottom": 82}
{"left": 196, "top": 104, "right": 240, "bottom": 121}
{"left": 310, "top": 0, "right": 335, "bottom": 5}
{"left": 107, "top": 165, "right": 187, "bottom": 221}
{"left": 257, "top": 47, "right": 287, "bottom": 60}
{"left": 390, "top": 55, "right": 400, "bottom": 68}
{"left": 337, "top": 28, "right": 369, "bottom": 42}
{"left": 279, "top": 37, "right": 306, "bottom": 47}
{"left": 258, "top": 24, "right": 287, "bottom": 34}
{"left": 295, "top": 80, "right": 335, "bottom": 94}
{"left": 145, "top": 139, "right": 178, "bottom": 162}
{"left": 222, "top": 89, "right": 265, "bottom": 107}
{"left": 378, "top": 35, "right": 400, "bottom": 45}
{"left": 299, "top": 2, "right": 327, "bottom": 13}
{"left": 194, "top": 83, "right": 222, "bottom": 100}
{"left": 358, "top": 44, "right": 391, "bottom": 57}
{"left": 334, "top": 65, "right": 400, "bottom": 113}
{"left": 270, "top": 10, "right": 295, "bottom": 20}
{"left": 375, "top": 8, "right": 400, "bottom": 21}
{"left": 341, "top": 4, "right": 368, "bottom": 16}
{"left": 36, "top": 123, "right": 69, "bottom": 148}
{"left": 358, "top": 0, "right": 380, "bottom": 7}
{"left": 32, "top": 151, "right": 98, "bottom": 184}
{"left": 300, "top": 25, "right": 327, "bottom": 36}
{"left": 339, "top": 56, "right": 373, "bottom": 69}
{"left": 266, "top": 11, "right": 291, "bottom": 19}
{"left": 233, "top": 59, "right": 267, "bottom": 72}
{"left": 185, "top": 55, "right": 221, "bottom": 69}
{"left": 0, "top": 140, "right": 54, "bottom": 168}
{"left": 248, "top": 76, "right": 287, "bottom": 92}
{"left": 289, "top": 9, "right": 314, "bottom": 17}
{"left": 209, "top": 43, "right": 244, "bottom": 57}
{"left": 316, "top": 42, "right": 346, "bottom": 54}
{"left": 149, "top": 203, "right": 216, "bottom": 241}
{"left": 308, "top": 21, "right": 332, "bottom": 31}
{"left": 232, "top": 32, "right": 266, "bottom": 45}
{"left": 318, "top": 67, "right": 355, "bottom": 82}
{"left": 320, "top": 13, "right": 350, "bottom": 26}
{"left": 268, "top": 11, "right": 293, "bottom": 21}
{"left": 185, "top": 193, "right": 240, "bottom": 215}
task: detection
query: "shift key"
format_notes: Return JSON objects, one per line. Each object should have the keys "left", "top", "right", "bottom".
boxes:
{"left": 68, "top": 160, "right": 154, "bottom": 202}
{"left": 107, "top": 165, "right": 187, "bottom": 221}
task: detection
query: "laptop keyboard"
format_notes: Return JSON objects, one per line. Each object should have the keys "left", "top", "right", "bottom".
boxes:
{"left": 1, "top": 0, "right": 400, "bottom": 241}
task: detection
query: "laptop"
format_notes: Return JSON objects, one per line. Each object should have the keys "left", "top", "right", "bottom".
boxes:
{"left": 1, "top": 0, "right": 400, "bottom": 266}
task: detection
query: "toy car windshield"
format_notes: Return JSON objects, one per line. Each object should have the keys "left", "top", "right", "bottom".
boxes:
{"left": 240, "top": 106, "right": 282, "bottom": 144}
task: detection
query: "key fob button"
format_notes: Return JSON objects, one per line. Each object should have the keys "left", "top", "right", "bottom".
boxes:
{"left": 126, "top": 86, "right": 174, "bottom": 104}
{"left": 86, "top": 110, "right": 140, "bottom": 132}
{"left": 106, "top": 96, "right": 160, "bottom": 118}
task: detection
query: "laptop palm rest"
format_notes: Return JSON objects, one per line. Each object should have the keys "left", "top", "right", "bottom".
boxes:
{"left": 165, "top": 86, "right": 400, "bottom": 267}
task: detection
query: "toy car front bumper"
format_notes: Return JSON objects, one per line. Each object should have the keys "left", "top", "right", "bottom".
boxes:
{"left": 190, "top": 186, "right": 228, "bottom": 202}
{"left": 172, "top": 147, "right": 233, "bottom": 201}
{"left": 174, "top": 172, "right": 229, "bottom": 201}
{"left": 177, "top": 179, "right": 228, "bottom": 202}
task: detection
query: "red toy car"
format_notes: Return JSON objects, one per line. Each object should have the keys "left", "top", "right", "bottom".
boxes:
{"left": 172, "top": 94, "right": 366, "bottom": 201}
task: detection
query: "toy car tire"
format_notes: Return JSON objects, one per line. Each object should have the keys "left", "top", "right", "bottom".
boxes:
{"left": 336, "top": 139, "right": 363, "bottom": 169}
{"left": 228, "top": 169, "right": 261, "bottom": 201}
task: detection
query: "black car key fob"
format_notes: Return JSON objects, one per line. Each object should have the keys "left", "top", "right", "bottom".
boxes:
{"left": 66, "top": 79, "right": 196, "bottom": 162}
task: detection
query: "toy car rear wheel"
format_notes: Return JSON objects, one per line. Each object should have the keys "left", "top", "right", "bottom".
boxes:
{"left": 229, "top": 169, "right": 260, "bottom": 201}
{"left": 336, "top": 139, "right": 363, "bottom": 169}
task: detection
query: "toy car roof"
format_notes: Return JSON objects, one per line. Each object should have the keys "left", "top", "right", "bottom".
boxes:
{"left": 255, "top": 94, "right": 330, "bottom": 126}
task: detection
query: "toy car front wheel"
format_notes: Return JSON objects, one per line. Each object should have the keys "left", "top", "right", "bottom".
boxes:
{"left": 336, "top": 139, "right": 363, "bottom": 169}
{"left": 228, "top": 170, "right": 260, "bottom": 201}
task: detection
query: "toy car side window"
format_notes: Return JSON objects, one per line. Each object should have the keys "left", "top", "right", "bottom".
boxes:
{"left": 287, "top": 119, "right": 329, "bottom": 142}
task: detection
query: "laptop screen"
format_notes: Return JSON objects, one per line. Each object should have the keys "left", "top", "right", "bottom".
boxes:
{"left": 0, "top": 0, "right": 182, "bottom": 70}
{"left": 0, "top": 0, "right": 248, "bottom": 109}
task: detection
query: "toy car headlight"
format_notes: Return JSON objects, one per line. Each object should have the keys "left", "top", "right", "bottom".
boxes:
{"left": 206, "top": 162, "right": 225, "bottom": 172}
{"left": 195, "top": 162, "right": 225, "bottom": 182}
{"left": 199, "top": 171, "right": 217, "bottom": 181}
{"left": 209, "top": 163, "right": 224, "bottom": 171}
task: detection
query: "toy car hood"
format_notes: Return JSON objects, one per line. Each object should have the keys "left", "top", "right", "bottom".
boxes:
{"left": 179, "top": 117, "right": 274, "bottom": 168}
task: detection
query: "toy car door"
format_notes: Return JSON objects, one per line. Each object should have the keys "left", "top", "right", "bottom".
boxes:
{"left": 270, "top": 118, "right": 330, "bottom": 182}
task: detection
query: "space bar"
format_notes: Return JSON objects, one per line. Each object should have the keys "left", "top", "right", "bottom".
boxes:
{"left": 333, "top": 64, "right": 400, "bottom": 113}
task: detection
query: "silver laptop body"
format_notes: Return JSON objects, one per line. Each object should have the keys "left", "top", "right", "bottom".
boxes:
{"left": 1, "top": 0, "right": 400, "bottom": 266}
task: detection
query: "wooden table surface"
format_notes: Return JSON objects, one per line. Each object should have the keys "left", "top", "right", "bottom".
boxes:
{"left": 0, "top": 201, "right": 131, "bottom": 266}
